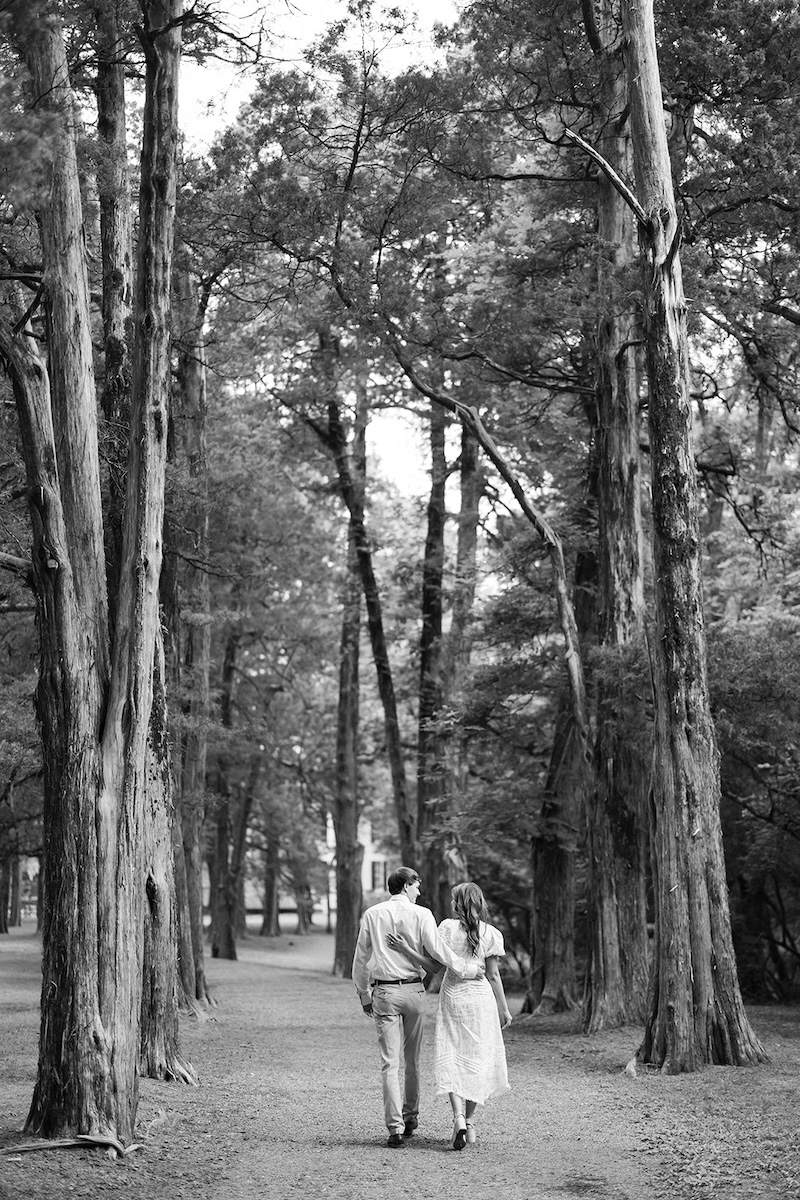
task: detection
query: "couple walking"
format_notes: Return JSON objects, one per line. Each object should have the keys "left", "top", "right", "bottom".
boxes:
{"left": 352, "top": 867, "right": 512, "bottom": 1150}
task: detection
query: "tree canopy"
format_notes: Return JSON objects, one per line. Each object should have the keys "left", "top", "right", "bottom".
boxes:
{"left": 2, "top": 0, "right": 799, "bottom": 1142}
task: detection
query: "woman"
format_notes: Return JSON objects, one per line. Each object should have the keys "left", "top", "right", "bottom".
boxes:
{"left": 387, "top": 881, "right": 512, "bottom": 1150}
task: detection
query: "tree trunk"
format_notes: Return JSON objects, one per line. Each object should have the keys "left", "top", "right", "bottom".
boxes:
{"left": 442, "top": 427, "right": 482, "bottom": 701}
{"left": 332, "top": 381, "right": 366, "bottom": 977}
{"left": 314, "top": 331, "right": 415, "bottom": 862}
{"left": 430, "top": 427, "right": 483, "bottom": 921}
{"left": 529, "top": 704, "right": 582, "bottom": 1015}
{"left": 417, "top": 402, "right": 469, "bottom": 921}
{"left": 9, "top": 855, "right": 21, "bottom": 926}
{"left": 0, "top": 860, "right": 9, "bottom": 934}
{"left": 210, "top": 794, "right": 236, "bottom": 959}
{"left": 171, "top": 786, "right": 197, "bottom": 1007}
{"left": 161, "top": 524, "right": 197, "bottom": 1006}
{"left": 417, "top": 400, "right": 447, "bottom": 917}
{"left": 208, "top": 641, "right": 260, "bottom": 955}
{"left": 294, "top": 884, "right": 314, "bottom": 935}
{"left": 172, "top": 254, "right": 213, "bottom": 1005}
{"left": 10, "top": 12, "right": 113, "bottom": 1140}
{"left": 229, "top": 757, "right": 260, "bottom": 939}
{"left": 95, "top": 0, "right": 133, "bottom": 594}
{"left": 94, "top": 0, "right": 183, "bottom": 1116}
{"left": 95, "top": 0, "right": 189, "bottom": 1060}
{"left": 622, "top": 0, "right": 766, "bottom": 1070}
{"left": 6, "top": 0, "right": 184, "bottom": 1143}
{"left": 581, "top": 0, "right": 650, "bottom": 1033}
{"left": 260, "top": 824, "right": 282, "bottom": 937}
{"left": 528, "top": 539, "right": 597, "bottom": 1016}
{"left": 210, "top": 629, "right": 240, "bottom": 961}
{"left": 140, "top": 627, "right": 196, "bottom": 1082}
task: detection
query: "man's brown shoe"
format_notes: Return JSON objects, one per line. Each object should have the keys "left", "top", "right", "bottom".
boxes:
{"left": 387, "top": 1133, "right": 405, "bottom": 1148}
{"left": 403, "top": 1117, "right": 418, "bottom": 1138}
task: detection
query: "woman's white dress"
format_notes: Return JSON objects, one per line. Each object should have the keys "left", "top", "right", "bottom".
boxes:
{"left": 434, "top": 919, "right": 511, "bottom": 1105}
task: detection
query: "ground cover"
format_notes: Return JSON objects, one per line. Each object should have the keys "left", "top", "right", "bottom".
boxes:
{"left": 1, "top": 924, "right": 798, "bottom": 1200}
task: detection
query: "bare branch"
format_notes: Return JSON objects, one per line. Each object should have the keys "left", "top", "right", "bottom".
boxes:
{"left": 562, "top": 128, "right": 648, "bottom": 227}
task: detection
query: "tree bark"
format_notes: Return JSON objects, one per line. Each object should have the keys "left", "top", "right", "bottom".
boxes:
{"left": 417, "top": 401, "right": 448, "bottom": 917}
{"left": 210, "top": 628, "right": 240, "bottom": 960}
{"left": 170, "top": 783, "right": 197, "bottom": 1006}
{"left": 530, "top": 704, "right": 585, "bottom": 1012}
{"left": 581, "top": 0, "right": 650, "bottom": 1033}
{"left": 12, "top": 857, "right": 22, "bottom": 926}
{"left": 622, "top": 0, "right": 766, "bottom": 1070}
{"left": 259, "top": 815, "right": 282, "bottom": 937}
{"left": 95, "top": 0, "right": 133, "bottom": 595}
{"left": 140, "top": 627, "right": 196, "bottom": 1082}
{"left": 95, "top": 0, "right": 189, "bottom": 1061}
{"left": 8, "top": 10, "right": 113, "bottom": 1140}
{"left": 210, "top": 795, "right": 236, "bottom": 959}
{"left": 442, "top": 427, "right": 482, "bottom": 702}
{"left": 8, "top": 1, "right": 185, "bottom": 1141}
{"left": 229, "top": 756, "right": 260, "bottom": 939}
{"left": 417, "top": 402, "right": 470, "bottom": 921}
{"left": 98, "top": 0, "right": 182, "bottom": 1114}
{"left": 172, "top": 255, "right": 213, "bottom": 1005}
{"left": 331, "top": 378, "right": 366, "bottom": 977}
{"left": 0, "top": 859, "right": 10, "bottom": 934}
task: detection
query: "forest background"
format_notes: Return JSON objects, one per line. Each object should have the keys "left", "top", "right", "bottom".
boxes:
{"left": 1, "top": 0, "right": 799, "bottom": 1151}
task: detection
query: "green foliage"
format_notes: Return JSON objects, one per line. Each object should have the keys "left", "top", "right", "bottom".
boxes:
{"left": 6, "top": 0, "right": 800, "bottom": 992}
{"left": 709, "top": 621, "right": 800, "bottom": 999}
{"left": 0, "top": 74, "right": 58, "bottom": 209}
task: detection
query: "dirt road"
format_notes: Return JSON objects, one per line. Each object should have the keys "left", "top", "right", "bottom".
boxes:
{"left": 1, "top": 926, "right": 798, "bottom": 1200}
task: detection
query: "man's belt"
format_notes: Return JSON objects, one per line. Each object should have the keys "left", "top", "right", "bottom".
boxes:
{"left": 372, "top": 976, "right": 422, "bottom": 986}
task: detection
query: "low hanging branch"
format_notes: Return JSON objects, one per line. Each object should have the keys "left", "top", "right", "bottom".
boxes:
{"left": 384, "top": 332, "right": 592, "bottom": 770}
{"left": 563, "top": 126, "right": 681, "bottom": 276}
{"left": 320, "top": 171, "right": 592, "bottom": 767}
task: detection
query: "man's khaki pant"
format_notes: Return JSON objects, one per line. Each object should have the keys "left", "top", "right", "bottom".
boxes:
{"left": 371, "top": 982, "right": 426, "bottom": 1134}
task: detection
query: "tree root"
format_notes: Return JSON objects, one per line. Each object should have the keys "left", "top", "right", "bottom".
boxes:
{"left": 168, "top": 1055, "right": 199, "bottom": 1086}
{"left": 4, "top": 1133, "right": 141, "bottom": 1158}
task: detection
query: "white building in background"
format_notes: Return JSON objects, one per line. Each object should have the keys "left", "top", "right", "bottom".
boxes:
{"left": 322, "top": 814, "right": 396, "bottom": 918}
{"left": 205, "top": 815, "right": 397, "bottom": 930}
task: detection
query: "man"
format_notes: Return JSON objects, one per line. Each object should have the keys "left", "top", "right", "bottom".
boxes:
{"left": 352, "top": 866, "right": 483, "bottom": 1147}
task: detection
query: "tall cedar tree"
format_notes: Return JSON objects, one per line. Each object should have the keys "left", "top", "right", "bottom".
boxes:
{"left": 620, "top": 0, "right": 766, "bottom": 1070}
{"left": 0, "top": 0, "right": 186, "bottom": 1141}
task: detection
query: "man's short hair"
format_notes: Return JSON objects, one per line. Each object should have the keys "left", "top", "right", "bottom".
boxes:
{"left": 387, "top": 866, "right": 419, "bottom": 895}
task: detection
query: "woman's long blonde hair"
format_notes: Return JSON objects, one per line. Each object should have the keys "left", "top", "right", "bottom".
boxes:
{"left": 451, "top": 882, "right": 489, "bottom": 957}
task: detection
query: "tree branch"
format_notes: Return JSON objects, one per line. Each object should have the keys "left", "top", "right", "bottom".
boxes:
{"left": 382, "top": 333, "right": 592, "bottom": 766}
{"left": 0, "top": 550, "right": 32, "bottom": 577}
{"left": 765, "top": 302, "right": 800, "bottom": 328}
{"left": 562, "top": 128, "right": 648, "bottom": 227}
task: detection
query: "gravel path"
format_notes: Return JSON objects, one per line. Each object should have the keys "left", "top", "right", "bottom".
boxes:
{"left": 181, "top": 933, "right": 649, "bottom": 1200}
{"left": 2, "top": 925, "right": 799, "bottom": 1200}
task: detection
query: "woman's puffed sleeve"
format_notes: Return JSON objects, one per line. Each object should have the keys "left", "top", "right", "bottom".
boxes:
{"left": 485, "top": 924, "right": 506, "bottom": 957}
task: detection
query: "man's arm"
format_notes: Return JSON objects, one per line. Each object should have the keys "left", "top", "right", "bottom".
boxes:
{"left": 419, "top": 912, "right": 481, "bottom": 979}
{"left": 352, "top": 918, "right": 374, "bottom": 1013}
{"left": 385, "top": 933, "right": 442, "bottom": 977}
